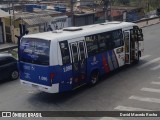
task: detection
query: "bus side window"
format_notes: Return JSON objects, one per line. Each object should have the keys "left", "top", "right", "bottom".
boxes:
{"left": 97, "top": 33, "right": 107, "bottom": 52}
{"left": 104, "top": 32, "right": 113, "bottom": 50}
{"left": 71, "top": 44, "right": 79, "bottom": 63}
{"left": 85, "top": 35, "right": 99, "bottom": 56}
{"left": 112, "top": 30, "right": 124, "bottom": 48}
{"left": 59, "top": 41, "right": 71, "bottom": 65}
{"left": 79, "top": 42, "right": 85, "bottom": 59}
{"left": 130, "top": 29, "right": 136, "bottom": 41}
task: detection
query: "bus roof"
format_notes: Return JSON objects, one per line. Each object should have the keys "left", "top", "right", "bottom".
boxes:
{"left": 23, "top": 21, "right": 136, "bottom": 42}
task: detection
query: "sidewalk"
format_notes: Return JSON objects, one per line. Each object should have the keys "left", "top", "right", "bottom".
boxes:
{"left": 0, "top": 43, "right": 17, "bottom": 52}
{"left": 136, "top": 17, "right": 160, "bottom": 28}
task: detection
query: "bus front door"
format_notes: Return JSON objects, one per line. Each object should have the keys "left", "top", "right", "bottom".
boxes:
{"left": 70, "top": 41, "right": 87, "bottom": 89}
{"left": 124, "top": 31, "right": 131, "bottom": 64}
{"left": 78, "top": 41, "right": 87, "bottom": 85}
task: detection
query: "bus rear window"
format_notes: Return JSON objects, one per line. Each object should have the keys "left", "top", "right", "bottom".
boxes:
{"left": 20, "top": 38, "right": 50, "bottom": 66}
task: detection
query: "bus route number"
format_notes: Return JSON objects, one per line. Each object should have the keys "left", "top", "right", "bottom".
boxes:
{"left": 39, "top": 76, "right": 48, "bottom": 81}
{"left": 63, "top": 65, "right": 72, "bottom": 72}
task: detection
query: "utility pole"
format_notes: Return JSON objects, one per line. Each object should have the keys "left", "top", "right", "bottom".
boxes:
{"left": 110, "top": 0, "right": 112, "bottom": 21}
{"left": 146, "top": 0, "right": 149, "bottom": 24}
{"left": 102, "top": 0, "right": 109, "bottom": 21}
{"left": 12, "top": 2, "right": 15, "bottom": 43}
{"left": 70, "top": 0, "right": 75, "bottom": 26}
{"left": 147, "top": 1, "right": 149, "bottom": 13}
{"left": 8, "top": 2, "right": 12, "bottom": 43}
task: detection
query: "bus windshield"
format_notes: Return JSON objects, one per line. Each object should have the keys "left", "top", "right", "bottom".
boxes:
{"left": 20, "top": 38, "right": 50, "bottom": 66}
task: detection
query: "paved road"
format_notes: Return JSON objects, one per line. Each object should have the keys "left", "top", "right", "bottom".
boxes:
{"left": 1, "top": 24, "right": 160, "bottom": 120}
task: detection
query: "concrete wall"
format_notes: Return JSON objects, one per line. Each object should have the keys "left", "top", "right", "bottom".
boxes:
{"left": 136, "top": 17, "right": 160, "bottom": 28}
{"left": 49, "top": 16, "right": 69, "bottom": 30}
{"left": 73, "top": 13, "right": 95, "bottom": 26}
{"left": 14, "top": 26, "right": 39, "bottom": 44}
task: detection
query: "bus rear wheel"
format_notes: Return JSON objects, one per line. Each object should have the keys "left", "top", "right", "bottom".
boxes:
{"left": 89, "top": 71, "right": 99, "bottom": 86}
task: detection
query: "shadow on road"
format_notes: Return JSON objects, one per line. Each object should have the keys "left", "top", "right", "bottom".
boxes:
{"left": 28, "top": 84, "right": 91, "bottom": 103}
{"left": 0, "top": 78, "right": 18, "bottom": 85}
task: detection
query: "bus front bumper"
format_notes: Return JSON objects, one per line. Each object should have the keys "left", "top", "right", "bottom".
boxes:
{"left": 20, "top": 80, "right": 59, "bottom": 93}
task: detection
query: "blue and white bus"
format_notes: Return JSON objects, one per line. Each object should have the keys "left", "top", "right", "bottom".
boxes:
{"left": 19, "top": 21, "right": 144, "bottom": 93}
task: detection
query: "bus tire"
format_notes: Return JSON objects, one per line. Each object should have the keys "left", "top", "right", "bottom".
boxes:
{"left": 89, "top": 70, "right": 99, "bottom": 86}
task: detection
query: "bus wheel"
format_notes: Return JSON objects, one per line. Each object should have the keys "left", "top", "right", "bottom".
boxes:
{"left": 89, "top": 71, "right": 99, "bottom": 86}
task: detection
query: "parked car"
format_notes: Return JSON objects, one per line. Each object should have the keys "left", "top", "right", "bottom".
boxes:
{"left": 0, "top": 53, "right": 19, "bottom": 81}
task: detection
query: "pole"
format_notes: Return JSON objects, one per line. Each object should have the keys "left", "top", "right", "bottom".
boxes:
{"left": 12, "top": 3, "right": 15, "bottom": 43}
{"left": 70, "top": 0, "right": 74, "bottom": 26}
{"left": 146, "top": 1, "right": 149, "bottom": 24}
{"left": 8, "top": 2, "right": 12, "bottom": 43}
{"left": 110, "top": 0, "right": 112, "bottom": 21}
{"left": 104, "top": 6, "right": 107, "bottom": 21}
{"left": 103, "top": 0, "right": 109, "bottom": 21}
{"left": 148, "top": 2, "right": 149, "bottom": 13}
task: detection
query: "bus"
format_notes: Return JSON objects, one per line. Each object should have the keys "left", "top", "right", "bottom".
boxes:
{"left": 18, "top": 21, "right": 144, "bottom": 93}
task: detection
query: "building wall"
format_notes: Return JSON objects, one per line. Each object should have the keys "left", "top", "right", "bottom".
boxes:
{"left": 95, "top": 11, "right": 105, "bottom": 23}
{"left": 74, "top": 13, "right": 95, "bottom": 26}
{"left": 4, "top": 17, "right": 12, "bottom": 43}
{"left": 48, "top": 16, "right": 69, "bottom": 30}
{"left": 3, "top": 15, "right": 70, "bottom": 43}
{"left": 14, "top": 26, "right": 39, "bottom": 44}
{"left": 79, "top": 0, "right": 94, "bottom": 6}
{"left": 4, "top": 17, "right": 40, "bottom": 43}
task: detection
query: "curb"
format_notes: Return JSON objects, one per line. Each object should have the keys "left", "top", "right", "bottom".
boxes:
{"left": 140, "top": 22, "right": 160, "bottom": 28}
